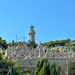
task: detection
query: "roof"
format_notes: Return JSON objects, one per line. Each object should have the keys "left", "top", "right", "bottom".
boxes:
{"left": 30, "top": 25, "right": 34, "bottom": 28}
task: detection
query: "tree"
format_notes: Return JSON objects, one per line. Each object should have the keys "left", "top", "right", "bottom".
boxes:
{"left": 65, "top": 39, "right": 71, "bottom": 43}
{"left": 44, "top": 58, "right": 50, "bottom": 75}
{"left": 72, "top": 46, "right": 75, "bottom": 52}
{"left": 50, "top": 68, "right": 56, "bottom": 75}
{"left": 56, "top": 66, "right": 61, "bottom": 75}
{"left": 42, "top": 38, "right": 72, "bottom": 48}
{"left": 7, "top": 58, "right": 21, "bottom": 75}
{"left": 51, "top": 62, "right": 57, "bottom": 75}
{"left": 43, "top": 41, "right": 55, "bottom": 48}
{"left": 12, "top": 40, "right": 15, "bottom": 46}
{"left": 0, "top": 50, "right": 8, "bottom": 69}
{"left": 65, "top": 43, "right": 71, "bottom": 47}
{"left": 55, "top": 40, "right": 60, "bottom": 46}
{"left": 27, "top": 42, "right": 38, "bottom": 48}
{"left": 38, "top": 62, "right": 48, "bottom": 75}
{"left": 0, "top": 51, "right": 23, "bottom": 75}
{"left": 72, "top": 40, "right": 75, "bottom": 42}
{"left": 56, "top": 65, "right": 61, "bottom": 72}
{"left": 67, "top": 60, "right": 75, "bottom": 75}
{"left": 21, "top": 69, "right": 30, "bottom": 75}
{"left": 34, "top": 58, "right": 50, "bottom": 75}
{"left": 0, "top": 37, "right": 8, "bottom": 49}
{"left": 0, "top": 51, "right": 9, "bottom": 74}
{"left": 34, "top": 59, "right": 44, "bottom": 75}
{"left": 34, "top": 58, "right": 61, "bottom": 75}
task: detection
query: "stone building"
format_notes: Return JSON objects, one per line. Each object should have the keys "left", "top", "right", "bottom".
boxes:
{"left": 28, "top": 25, "right": 35, "bottom": 42}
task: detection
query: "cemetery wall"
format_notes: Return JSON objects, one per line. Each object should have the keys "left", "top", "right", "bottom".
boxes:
{"left": 17, "top": 58, "right": 75, "bottom": 68}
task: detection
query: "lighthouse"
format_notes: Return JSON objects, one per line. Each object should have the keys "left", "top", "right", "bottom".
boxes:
{"left": 28, "top": 25, "right": 35, "bottom": 42}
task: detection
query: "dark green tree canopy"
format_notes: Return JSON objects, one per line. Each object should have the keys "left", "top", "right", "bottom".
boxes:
{"left": 27, "top": 42, "right": 38, "bottom": 48}
{"left": 34, "top": 58, "right": 61, "bottom": 75}
{"left": 0, "top": 37, "right": 8, "bottom": 49}
{"left": 42, "top": 39, "right": 71, "bottom": 48}
{"left": 67, "top": 60, "right": 75, "bottom": 75}
{"left": 72, "top": 46, "right": 75, "bottom": 52}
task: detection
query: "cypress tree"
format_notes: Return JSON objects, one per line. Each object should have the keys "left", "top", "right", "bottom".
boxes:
{"left": 51, "top": 68, "right": 56, "bottom": 75}
{"left": 51, "top": 62, "right": 57, "bottom": 75}
{"left": 34, "top": 58, "right": 61, "bottom": 75}
{"left": 56, "top": 65, "right": 61, "bottom": 75}
{"left": 34, "top": 60, "right": 40, "bottom": 75}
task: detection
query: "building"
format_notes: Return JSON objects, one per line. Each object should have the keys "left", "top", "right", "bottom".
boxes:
{"left": 28, "top": 25, "right": 35, "bottom": 42}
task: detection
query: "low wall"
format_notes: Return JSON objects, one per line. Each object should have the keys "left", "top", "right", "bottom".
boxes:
{"left": 17, "top": 58, "right": 74, "bottom": 68}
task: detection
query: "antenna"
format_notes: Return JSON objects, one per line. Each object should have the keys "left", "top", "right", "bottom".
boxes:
{"left": 31, "top": 22, "right": 32, "bottom": 26}
{"left": 24, "top": 36, "right": 25, "bottom": 43}
{"left": 40, "top": 41, "right": 41, "bottom": 45}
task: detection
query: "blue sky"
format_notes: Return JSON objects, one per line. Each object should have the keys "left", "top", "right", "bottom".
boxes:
{"left": 0, "top": 0, "right": 75, "bottom": 44}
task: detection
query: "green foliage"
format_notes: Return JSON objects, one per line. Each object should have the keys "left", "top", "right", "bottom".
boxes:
{"left": 12, "top": 63, "right": 21, "bottom": 75}
{"left": 34, "top": 58, "right": 61, "bottom": 75}
{"left": 40, "top": 62, "right": 47, "bottom": 75}
{"left": 0, "top": 51, "right": 23, "bottom": 75}
{"left": 34, "top": 58, "right": 50, "bottom": 75}
{"left": 56, "top": 65, "right": 61, "bottom": 72}
{"left": 27, "top": 42, "right": 38, "bottom": 48}
{"left": 56, "top": 66, "right": 61, "bottom": 75}
{"left": 56, "top": 71, "right": 60, "bottom": 75}
{"left": 0, "top": 37, "right": 8, "bottom": 49}
{"left": 43, "top": 39, "right": 71, "bottom": 48}
{"left": 72, "top": 46, "right": 75, "bottom": 52}
{"left": 51, "top": 62, "right": 56, "bottom": 70}
{"left": 7, "top": 58, "right": 17, "bottom": 66}
{"left": 67, "top": 60, "right": 75, "bottom": 75}
{"left": 72, "top": 40, "right": 75, "bottom": 42}
{"left": 21, "top": 69, "right": 30, "bottom": 75}
{"left": 7, "top": 58, "right": 21, "bottom": 75}
{"left": 12, "top": 40, "right": 15, "bottom": 45}
{"left": 65, "top": 43, "right": 71, "bottom": 47}
{"left": 0, "top": 51, "right": 8, "bottom": 74}
{"left": 8, "top": 41, "right": 23, "bottom": 46}
{"left": 51, "top": 62, "right": 57, "bottom": 75}
{"left": 39, "top": 58, "right": 44, "bottom": 69}
{"left": 0, "top": 51, "right": 8, "bottom": 69}
{"left": 50, "top": 68, "right": 56, "bottom": 75}
{"left": 39, "top": 58, "right": 50, "bottom": 75}
{"left": 43, "top": 41, "right": 55, "bottom": 48}
{"left": 35, "top": 59, "right": 43, "bottom": 75}
{"left": 23, "top": 69, "right": 30, "bottom": 73}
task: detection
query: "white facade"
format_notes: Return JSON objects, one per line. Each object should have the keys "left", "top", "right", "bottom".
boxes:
{"left": 28, "top": 25, "right": 35, "bottom": 42}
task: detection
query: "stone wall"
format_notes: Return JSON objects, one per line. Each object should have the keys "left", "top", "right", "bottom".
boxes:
{"left": 17, "top": 58, "right": 75, "bottom": 68}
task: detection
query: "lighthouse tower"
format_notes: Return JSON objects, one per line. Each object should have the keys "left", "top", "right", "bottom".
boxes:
{"left": 28, "top": 25, "right": 35, "bottom": 42}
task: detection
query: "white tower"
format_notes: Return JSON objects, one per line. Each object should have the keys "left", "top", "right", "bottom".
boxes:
{"left": 28, "top": 25, "right": 35, "bottom": 42}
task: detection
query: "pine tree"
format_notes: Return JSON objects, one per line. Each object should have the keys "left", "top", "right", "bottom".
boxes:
{"left": 56, "top": 65, "right": 61, "bottom": 75}
{"left": 35, "top": 59, "right": 45, "bottom": 75}
{"left": 51, "top": 62, "right": 57, "bottom": 75}
{"left": 56, "top": 70, "right": 60, "bottom": 75}
{"left": 43, "top": 58, "right": 50, "bottom": 74}
{"left": 39, "top": 58, "right": 44, "bottom": 69}
{"left": 38, "top": 67, "right": 44, "bottom": 75}
{"left": 34, "top": 58, "right": 61, "bottom": 75}
{"left": 34, "top": 58, "right": 50, "bottom": 75}
{"left": 51, "top": 68, "right": 56, "bottom": 75}
{"left": 34, "top": 60, "right": 40, "bottom": 75}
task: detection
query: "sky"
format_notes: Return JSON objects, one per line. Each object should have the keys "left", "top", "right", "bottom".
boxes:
{"left": 0, "top": 0, "right": 75, "bottom": 44}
